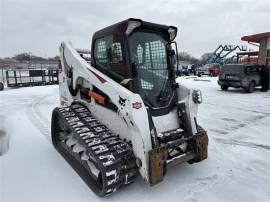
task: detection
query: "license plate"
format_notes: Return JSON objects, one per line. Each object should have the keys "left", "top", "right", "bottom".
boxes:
{"left": 226, "top": 75, "right": 234, "bottom": 79}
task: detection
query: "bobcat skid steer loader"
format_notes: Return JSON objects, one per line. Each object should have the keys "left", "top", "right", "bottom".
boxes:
{"left": 51, "top": 18, "right": 208, "bottom": 196}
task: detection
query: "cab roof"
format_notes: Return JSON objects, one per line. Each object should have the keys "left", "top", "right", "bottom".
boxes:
{"left": 92, "top": 18, "right": 177, "bottom": 40}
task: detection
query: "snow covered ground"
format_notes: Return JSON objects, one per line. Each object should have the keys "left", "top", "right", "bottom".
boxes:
{"left": 0, "top": 77, "right": 269, "bottom": 202}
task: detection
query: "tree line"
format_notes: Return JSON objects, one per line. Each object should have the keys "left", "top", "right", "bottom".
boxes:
{"left": 178, "top": 52, "right": 212, "bottom": 64}
{"left": 3, "top": 52, "right": 212, "bottom": 64}
{"left": 3, "top": 53, "right": 60, "bottom": 62}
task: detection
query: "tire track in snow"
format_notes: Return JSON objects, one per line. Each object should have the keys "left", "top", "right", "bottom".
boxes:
{"left": 28, "top": 95, "right": 54, "bottom": 142}
{"left": 208, "top": 114, "right": 270, "bottom": 150}
{"left": 203, "top": 101, "right": 270, "bottom": 116}
{"left": 208, "top": 113, "right": 269, "bottom": 135}
{"left": 213, "top": 137, "right": 270, "bottom": 150}
{"left": 183, "top": 171, "right": 234, "bottom": 202}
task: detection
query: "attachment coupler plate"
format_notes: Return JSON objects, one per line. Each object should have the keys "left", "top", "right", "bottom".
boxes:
{"left": 148, "top": 130, "right": 208, "bottom": 185}
{"left": 148, "top": 147, "right": 168, "bottom": 185}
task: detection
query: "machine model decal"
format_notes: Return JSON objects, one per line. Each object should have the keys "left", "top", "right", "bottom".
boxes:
{"left": 132, "top": 102, "right": 142, "bottom": 109}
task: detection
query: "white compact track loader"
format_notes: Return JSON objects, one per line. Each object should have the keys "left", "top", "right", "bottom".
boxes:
{"left": 51, "top": 18, "right": 208, "bottom": 196}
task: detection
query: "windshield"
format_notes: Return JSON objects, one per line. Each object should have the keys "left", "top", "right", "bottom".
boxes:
{"left": 129, "top": 31, "right": 174, "bottom": 108}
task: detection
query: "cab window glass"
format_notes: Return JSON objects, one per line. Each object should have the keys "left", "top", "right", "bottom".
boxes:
{"left": 94, "top": 35, "right": 128, "bottom": 82}
{"left": 94, "top": 36, "right": 110, "bottom": 68}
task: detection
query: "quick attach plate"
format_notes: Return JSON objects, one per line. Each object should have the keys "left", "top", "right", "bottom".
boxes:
{"left": 148, "top": 147, "right": 168, "bottom": 185}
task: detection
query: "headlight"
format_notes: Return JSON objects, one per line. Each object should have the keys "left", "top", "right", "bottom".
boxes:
{"left": 192, "top": 90, "right": 202, "bottom": 104}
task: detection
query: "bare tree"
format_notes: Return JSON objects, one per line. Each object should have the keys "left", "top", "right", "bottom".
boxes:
{"left": 178, "top": 52, "right": 199, "bottom": 64}
{"left": 200, "top": 53, "right": 213, "bottom": 62}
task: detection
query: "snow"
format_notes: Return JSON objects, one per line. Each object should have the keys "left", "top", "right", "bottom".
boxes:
{"left": 0, "top": 77, "right": 270, "bottom": 202}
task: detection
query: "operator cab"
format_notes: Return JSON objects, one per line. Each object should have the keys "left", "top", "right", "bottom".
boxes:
{"left": 91, "top": 18, "right": 178, "bottom": 116}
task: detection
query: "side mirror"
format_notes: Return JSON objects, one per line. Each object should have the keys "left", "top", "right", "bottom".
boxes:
{"left": 131, "top": 62, "right": 138, "bottom": 78}
{"left": 169, "top": 49, "right": 176, "bottom": 56}
{"left": 167, "top": 42, "right": 179, "bottom": 76}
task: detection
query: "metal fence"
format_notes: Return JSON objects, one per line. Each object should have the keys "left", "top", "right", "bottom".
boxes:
{"left": 6, "top": 69, "right": 59, "bottom": 87}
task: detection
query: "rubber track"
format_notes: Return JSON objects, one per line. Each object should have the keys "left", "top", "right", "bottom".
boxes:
{"left": 51, "top": 103, "right": 137, "bottom": 196}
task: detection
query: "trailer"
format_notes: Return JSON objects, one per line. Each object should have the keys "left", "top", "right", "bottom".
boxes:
{"left": 6, "top": 69, "right": 59, "bottom": 88}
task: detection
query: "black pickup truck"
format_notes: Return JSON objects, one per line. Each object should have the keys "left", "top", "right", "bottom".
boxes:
{"left": 218, "top": 64, "right": 262, "bottom": 93}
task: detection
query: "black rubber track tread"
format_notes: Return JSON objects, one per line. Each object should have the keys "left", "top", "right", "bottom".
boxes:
{"left": 51, "top": 104, "right": 137, "bottom": 196}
